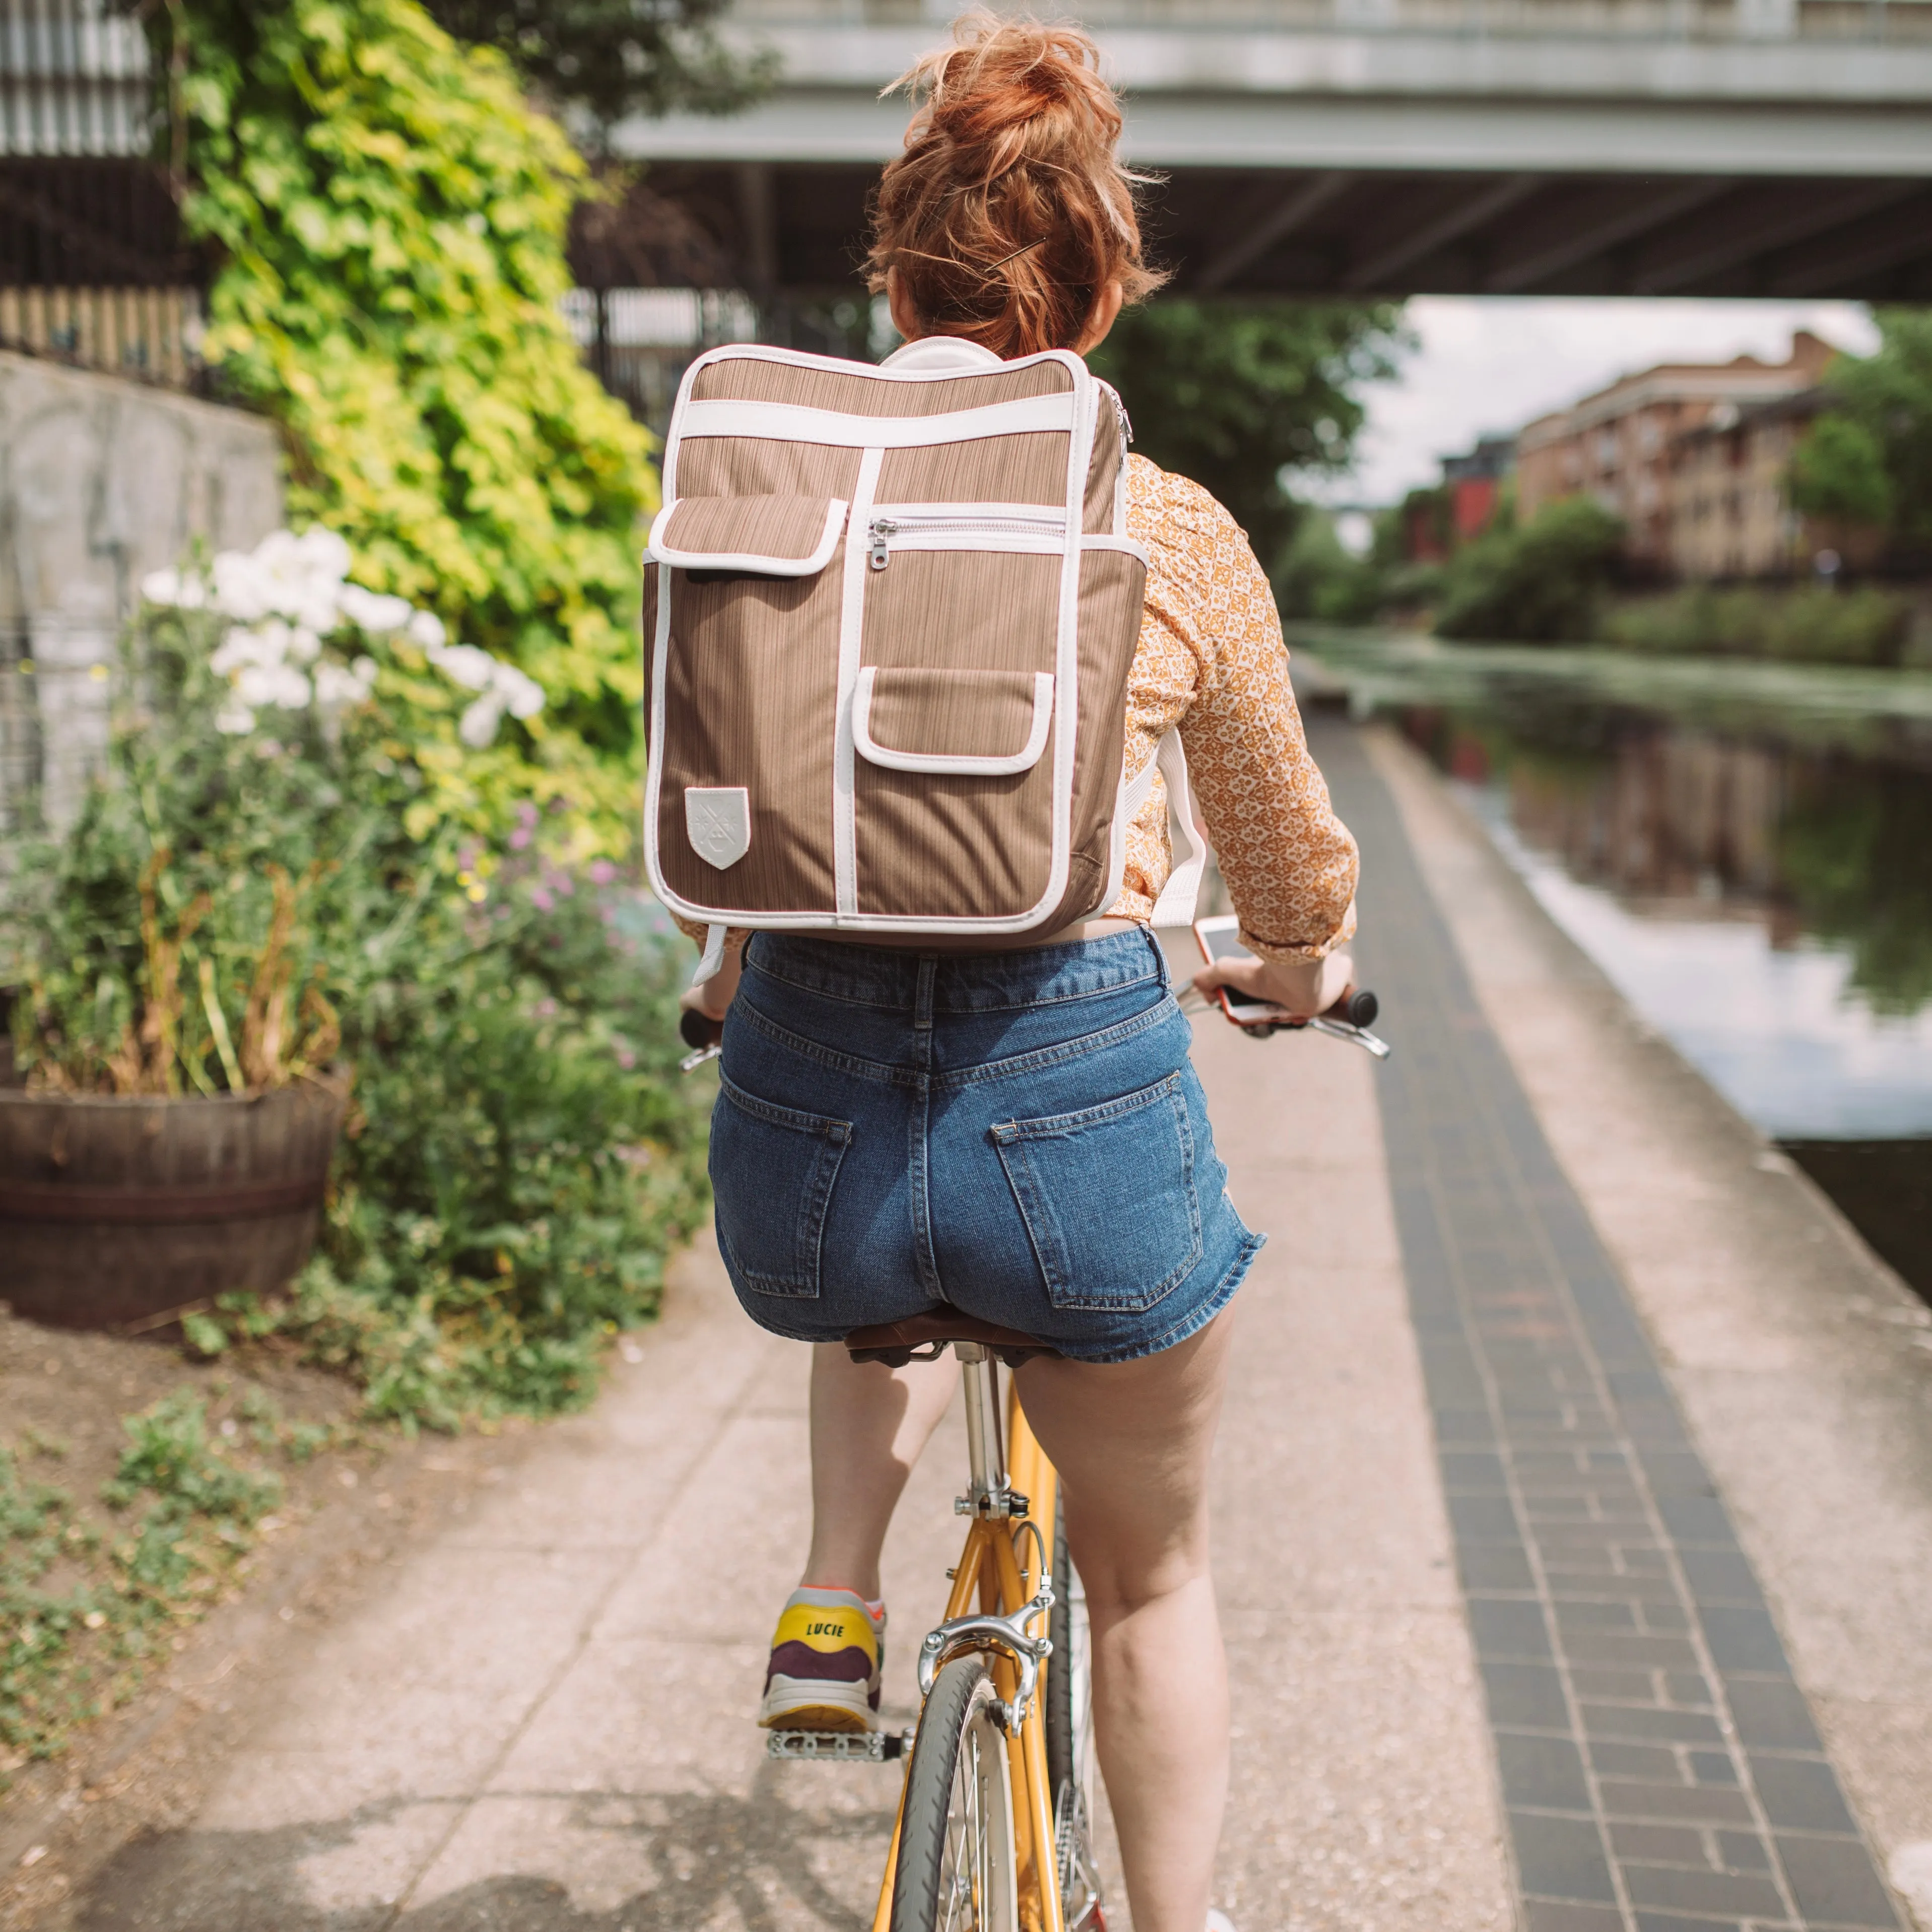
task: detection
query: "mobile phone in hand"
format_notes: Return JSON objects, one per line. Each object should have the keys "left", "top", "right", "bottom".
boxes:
{"left": 1192, "top": 914, "right": 1296, "bottom": 1027}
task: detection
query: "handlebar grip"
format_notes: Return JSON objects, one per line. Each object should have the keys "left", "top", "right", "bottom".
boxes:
{"left": 1338, "top": 988, "right": 1378, "bottom": 1028}
{"left": 679, "top": 1007, "right": 723, "bottom": 1052}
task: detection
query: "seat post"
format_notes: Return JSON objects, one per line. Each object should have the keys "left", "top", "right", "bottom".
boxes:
{"left": 955, "top": 1343, "right": 1007, "bottom": 1512}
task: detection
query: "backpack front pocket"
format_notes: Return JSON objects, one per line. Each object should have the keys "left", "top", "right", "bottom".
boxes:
{"left": 710, "top": 1073, "right": 853, "bottom": 1300}
{"left": 990, "top": 1073, "right": 1203, "bottom": 1311}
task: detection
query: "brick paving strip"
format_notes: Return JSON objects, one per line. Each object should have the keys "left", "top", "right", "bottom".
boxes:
{"left": 1314, "top": 717, "right": 1905, "bottom": 1932}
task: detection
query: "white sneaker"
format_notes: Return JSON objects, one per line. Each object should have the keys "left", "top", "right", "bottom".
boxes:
{"left": 1206, "top": 1912, "right": 1239, "bottom": 1932}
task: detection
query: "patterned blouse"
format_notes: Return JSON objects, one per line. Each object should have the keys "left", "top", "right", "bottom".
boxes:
{"left": 670, "top": 454, "right": 1359, "bottom": 964}
{"left": 1111, "top": 454, "right": 1357, "bottom": 963}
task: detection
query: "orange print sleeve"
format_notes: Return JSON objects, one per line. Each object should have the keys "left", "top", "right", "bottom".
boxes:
{"left": 1112, "top": 455, "right": 1360, "bottom": 964}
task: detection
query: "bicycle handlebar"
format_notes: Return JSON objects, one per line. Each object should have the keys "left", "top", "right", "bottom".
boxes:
{"left": 679, "top": 981, "right": 1389, "bottom": 1070}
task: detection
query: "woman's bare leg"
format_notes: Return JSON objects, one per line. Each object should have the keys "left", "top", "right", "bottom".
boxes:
{"left": 802, "top": 1343, "right": 960, "bottom": 1601}
{"left": 1016, "top": 1311, "right": 1236, "bottom": 1932}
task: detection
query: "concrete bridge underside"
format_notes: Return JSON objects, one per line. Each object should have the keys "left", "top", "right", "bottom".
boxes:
{"left": 616, "top": 15, "right": 1932, "bottom": 302}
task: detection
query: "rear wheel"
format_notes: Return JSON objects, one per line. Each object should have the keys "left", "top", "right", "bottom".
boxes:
{"left": 893, "top": 1655, "right": 1020, "bottom": 1932}
{"left": 1045, "top": 1502, "right": 1105, "bottom": 1930}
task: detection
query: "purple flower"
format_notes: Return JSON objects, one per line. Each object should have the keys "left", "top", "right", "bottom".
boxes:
{"left": 457, "top": 841, "right": 479, "bottom": 872}
{"left": 589, "top": 859, "right": 617, "bottom": 886}
{"left": 531, "top": 887, "right": 554, "bottom": 912}
{"left": 615, "top": 1046, "right": 636, "bottom": 1070}
{"left": 509, "top": 827, "right": 531, "bottom": 850}
{"left": 517, "top": 802, "right": 539, "bottom": 827}
{"left": 534, "top": 997, "right": 558, "bottom": 1018}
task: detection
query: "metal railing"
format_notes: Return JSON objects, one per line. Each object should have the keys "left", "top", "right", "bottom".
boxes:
{"left": 0, "top": 282, "right": 202, "bottom": 387}
{"left": 724, "top": 0, "right": 1932, "bottom": 43}
{"left": 0, "top": 0, "right": 151, "bottom": 159}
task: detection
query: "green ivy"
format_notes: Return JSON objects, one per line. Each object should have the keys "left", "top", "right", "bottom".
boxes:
{"left": 159, "top": 0, "right": 656, "bottom": 827}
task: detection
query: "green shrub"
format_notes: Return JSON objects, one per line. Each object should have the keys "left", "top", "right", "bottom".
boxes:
{"left": 3, "top": 534, "right": 709, "bottom": 1427}
{"left": 1434, "top": 496, "right": 1625, "bottom": 644}
{"left": 1606, "top": 584, "right": 1909, "bottom": 667}
{"left": 152, "top": 0, "right": 657, "bottom": 833}
{"left": 1276, "top": 514, "right": 1384, "bottom": 624}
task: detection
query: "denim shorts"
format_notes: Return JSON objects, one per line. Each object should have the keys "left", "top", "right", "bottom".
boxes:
{"left": 707, "top": 927, "right": 1263, "bottom": 1364}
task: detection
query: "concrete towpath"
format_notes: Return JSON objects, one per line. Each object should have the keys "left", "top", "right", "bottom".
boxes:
{"left": 55, "top": 719, "right": 1930, "bottom": 1932}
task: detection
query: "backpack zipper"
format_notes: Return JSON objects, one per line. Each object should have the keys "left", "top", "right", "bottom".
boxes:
{"left": 865, "top": 509, "right": 1064, "bottom": 571}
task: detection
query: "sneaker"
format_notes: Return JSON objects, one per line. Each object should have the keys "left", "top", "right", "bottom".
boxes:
{"left": 758, "top": 1585, "right": 886, "bottom": 1733}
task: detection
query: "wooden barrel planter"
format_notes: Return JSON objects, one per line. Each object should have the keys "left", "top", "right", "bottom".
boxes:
{"left": 0, "top": 1082, "right": 346, "bottom": 1330}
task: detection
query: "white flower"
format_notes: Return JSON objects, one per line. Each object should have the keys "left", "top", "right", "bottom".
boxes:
{"left": 215, "top": 700, "right": 256, "bottom": 735}
{"left": 407, "top": 610, "right": 447, "bottom": 650}
{"left": 286, "top": 626, "right": 322, "bottom": 665}
{"left": 336, "top": 584, "right": 413, "bottom": 635}
{"left": 235, "top": 661, "right": 311, "bottom": 710}
{"left": 210, "top": 626, "right": 262, "bottom": 677}
{"left": 314, "top": 658, "right": 378, "bottom": 708}
{"left": 426, "top": 640, "right": 495, "bottom": 691}
{"left": 212, "top": 551, "right": 273, "bottom": 623}
{"left": 498, "top": 664, "right": 545, "bottom": 721}
{"left": 142, "top": 567, "right": 207, "bottom": 610}
{"left": 459, "top": 691, "right": 508, "bottom": 749}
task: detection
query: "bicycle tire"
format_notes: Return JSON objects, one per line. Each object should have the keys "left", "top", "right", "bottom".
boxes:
{"left": 1045, "top": 1502, "right": 1105, "bottom": 1930}
{"left": 893, "top": 1654, "right": 1020, "bottom": 1932}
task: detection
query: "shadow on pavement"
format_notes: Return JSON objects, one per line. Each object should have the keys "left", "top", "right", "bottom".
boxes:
{"left": 73, "top": 1770, "right": 895, "bottom": 1932}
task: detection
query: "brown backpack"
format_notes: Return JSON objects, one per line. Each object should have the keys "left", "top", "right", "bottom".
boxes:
{"left": 643, "top": 336, "right": 1203, "bottom": 975}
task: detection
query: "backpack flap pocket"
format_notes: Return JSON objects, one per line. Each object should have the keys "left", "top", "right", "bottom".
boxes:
{"left": 853, "top": 668, "right": 1052, "bottom": 778}
{"left": 648, "top": 495, "right": 848, "bottom": 576}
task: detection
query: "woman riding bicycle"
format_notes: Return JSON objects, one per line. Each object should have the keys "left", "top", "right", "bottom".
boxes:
{"left": 681, "top": 17, "right": 1360, "bottom": 1930}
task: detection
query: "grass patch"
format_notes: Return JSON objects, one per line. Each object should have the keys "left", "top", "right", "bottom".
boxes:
{"left": 1, "top": 1387, "right": 349, "bottom": 1779}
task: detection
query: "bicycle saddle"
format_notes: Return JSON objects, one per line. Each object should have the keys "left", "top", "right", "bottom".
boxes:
{"left": 845, "top": 1306, "right": 1061, "bottom": 1368}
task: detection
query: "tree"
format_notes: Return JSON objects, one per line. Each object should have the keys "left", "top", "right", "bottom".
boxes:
{"left": 1087, "top": 300, "right": 1408, "bottom": 572}
{"left": 1789, "top": 414, "right": 1894, "bottom": 532}
{"left": 1788, "top": 309, "right": 1932, "bottom": 557}
{"left": 420, "top": 0, "right": 773, "bottom": 137}
{"left": 1434, "top": 496, "right": 1625, "bottom": 644}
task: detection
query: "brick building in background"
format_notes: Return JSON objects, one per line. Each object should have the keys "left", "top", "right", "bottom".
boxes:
{"left": 1515, "top": 332, "right": 1837, "bottom": 576}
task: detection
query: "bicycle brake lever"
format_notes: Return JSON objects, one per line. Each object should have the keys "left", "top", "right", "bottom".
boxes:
{"left": 1308, "top": 1016, "right": 1392, "bottom": 1060}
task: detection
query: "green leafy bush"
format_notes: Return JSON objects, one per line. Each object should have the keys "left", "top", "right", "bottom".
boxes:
{"left": 3, "top": 533, "right": 709, "bottom": 1426}
{"left": 1605, "top": 584, "right": 1909, "bottom": 667}
{"left": 149, "top": 0, "right": 656, "bottom": 832}
{"left": 1434, "top": 496, "right": 1626, "bottom": 644}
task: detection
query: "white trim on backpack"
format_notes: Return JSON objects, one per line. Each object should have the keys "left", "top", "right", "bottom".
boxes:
{"left": 645, "top": 496, "right": 848, "bottom": 576}
{"left": 676, "top": 394, "right": 1078, "bottom": 449}
{"left": 852, "top": 670, "right": 1054, "bottom": 778}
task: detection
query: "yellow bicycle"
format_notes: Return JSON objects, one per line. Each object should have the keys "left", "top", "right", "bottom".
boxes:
{"left": 768, "top": 1308, "right": 1103, "bottom": 1932}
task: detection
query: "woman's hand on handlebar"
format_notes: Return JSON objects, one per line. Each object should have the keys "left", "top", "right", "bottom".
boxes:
{"left": 678, "top": 942, "right": 743, "bottom": 1025}
{"left": 1192, "top": 948, "right": 1354, "bottom": 1023}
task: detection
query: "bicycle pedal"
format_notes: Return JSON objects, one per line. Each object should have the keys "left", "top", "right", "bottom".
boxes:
{"left": 765, "top": 1727, "right": 914, "bottom": 1763}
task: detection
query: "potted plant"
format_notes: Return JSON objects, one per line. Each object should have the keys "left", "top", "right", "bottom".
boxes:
{"left": 0, "top": 528, "right": 545, "bottom": 1331}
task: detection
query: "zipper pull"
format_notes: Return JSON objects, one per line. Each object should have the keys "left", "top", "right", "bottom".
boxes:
{"left": 868, "top": 518, "right": 894, "bottom": 571}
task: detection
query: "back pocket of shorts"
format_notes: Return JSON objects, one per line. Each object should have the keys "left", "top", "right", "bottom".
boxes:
{"left": 991, "top": 1073, "right": 1202, "bottom": 1312}
{"left": 710, "top": 1073, "right": 852, "bottom": 1300}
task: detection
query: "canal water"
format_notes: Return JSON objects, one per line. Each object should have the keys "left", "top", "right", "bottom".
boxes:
{"left": 1294, "top": 630, "right": 1932, "bottom": 1301}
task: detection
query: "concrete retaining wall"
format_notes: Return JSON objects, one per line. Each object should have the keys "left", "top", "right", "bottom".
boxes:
{"left": 0, "top": 350, "right": 284, "bottom": 830}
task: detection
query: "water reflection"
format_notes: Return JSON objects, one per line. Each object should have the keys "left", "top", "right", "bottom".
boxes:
{"left": 1296, "top": 631, "right": 1932, "bottom": 1296}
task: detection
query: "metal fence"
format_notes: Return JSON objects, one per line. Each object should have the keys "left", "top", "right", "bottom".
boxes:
{"left": 0, "top": 281, "right": 201, "bottom": 385}
{"left": 0, "top": 0, "right": 151, "bottom": 160}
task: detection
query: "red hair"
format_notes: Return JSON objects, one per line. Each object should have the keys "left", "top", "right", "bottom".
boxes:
{"left": 866, "top": 14, "right": 1166, "bottom": 360}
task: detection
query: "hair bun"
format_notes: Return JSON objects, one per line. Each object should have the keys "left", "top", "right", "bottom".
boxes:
{"left": 869, "top": 12, "right": 1165, "bottom": 360}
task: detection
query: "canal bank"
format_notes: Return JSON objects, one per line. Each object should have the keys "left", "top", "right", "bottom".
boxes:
{"left": 1326, "top": 715, "right": 1932, "bottom": 1930}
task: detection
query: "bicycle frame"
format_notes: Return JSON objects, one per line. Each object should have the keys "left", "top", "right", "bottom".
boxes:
{"left": 870, "top": 1343, "right": 1067, "bottom": 1932}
